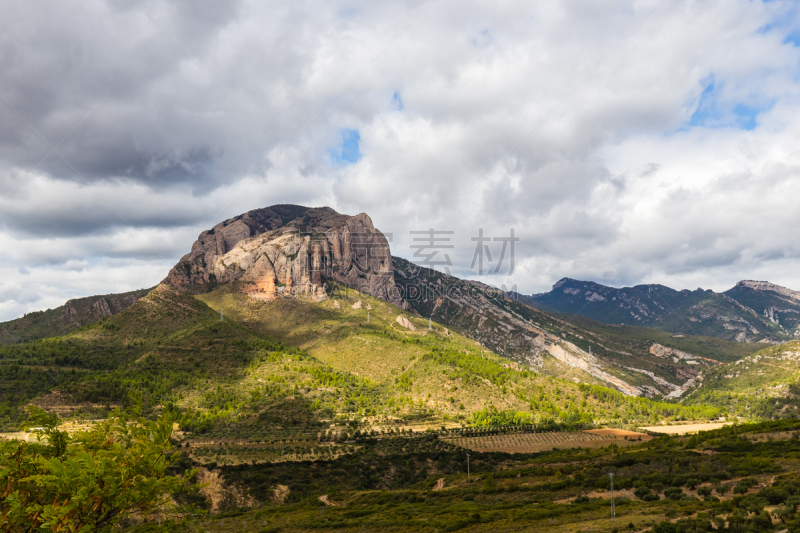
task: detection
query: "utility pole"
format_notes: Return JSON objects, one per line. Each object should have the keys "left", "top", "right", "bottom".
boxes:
{"left": 429, "top": 316, "right": 432, "bottom": 330}
{"left": 220, "top": 309, "right": 223, "bottom": 321}
{"left": 609, "top": 473, "right": 615, "bottom": 522}
{"left": 466, "top": 452, "right": 471, "bottom": 482}
{"left": 367, "top": 311, "right": 370, "bottom": 323}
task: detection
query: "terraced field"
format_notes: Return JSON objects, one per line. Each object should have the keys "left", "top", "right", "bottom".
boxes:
{"left": 444, "top": 429, "right": 650, "bottom": 453}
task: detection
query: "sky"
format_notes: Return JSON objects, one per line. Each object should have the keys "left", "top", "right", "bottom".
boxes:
{"left": 2, "top": 0, "right": 800, "bottom": 321}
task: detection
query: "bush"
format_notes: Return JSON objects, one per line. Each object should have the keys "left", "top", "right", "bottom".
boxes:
{"left": 0, "top": 407, "right": 198, "bottom": 531}
{"left": 697, "top": 486, "right": 712, "bottom": 497}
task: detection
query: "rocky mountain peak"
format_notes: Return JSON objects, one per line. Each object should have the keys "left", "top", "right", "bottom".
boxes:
{"left": 552, "top": 277, "right": 580, "bottom": 290}
{"left": 734, "top": 280, "right": 800, "bottom": 302}
{"left": 163, "top": 205, "right": 405, "bottom": 308}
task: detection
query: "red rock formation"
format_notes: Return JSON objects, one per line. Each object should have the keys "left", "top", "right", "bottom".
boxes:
{"left": 163, "top": 205, "right": 405, "bottom": 308}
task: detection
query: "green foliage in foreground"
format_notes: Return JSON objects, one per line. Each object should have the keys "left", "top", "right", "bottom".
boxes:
{"left": 127, "top": 419, "right": 800, "bottom": 532}
{"left": 0, "top": 407, "right": 199, "bottom": 532}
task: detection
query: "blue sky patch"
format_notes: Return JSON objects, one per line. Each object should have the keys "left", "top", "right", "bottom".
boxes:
{"left": 328, "top": 129, "right": 362, "bottom": 164}
{"left": 688, "top": 78, "right": 718, "bottom": 127}
{"left": 687, "top": 75, "right": 770, "bottom": 131}
{"left": 784, "top": 29, "right": 800, "bottom": 47}
{"left": 393, "top": 91, "right": 404, "bottom": 111}
{"left": 733, "top": 104, "right": 761, "bottom": 131}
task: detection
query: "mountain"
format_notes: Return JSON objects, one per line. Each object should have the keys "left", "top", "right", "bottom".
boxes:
{"left": 0, "top": 205, "right": 765, "bottom": 403}
{"left": 0, "top": 279, "right": 718, "bottom": 433}
{"left": 392, "top": 257, "right": 762, "bottom": 399}
{"left": 163, "top": 204, "right": 404, "bottom": 308}
{"left": 525, "top": 278, "right": 800, "bottom": 343}
{"left": 0, "top": 288, "right": 152, "bottom": 343}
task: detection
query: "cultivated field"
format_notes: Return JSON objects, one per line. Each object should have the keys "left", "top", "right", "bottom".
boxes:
{"left": 444, "top": 429, "right": 650, "bottom": 453}
{"left": 639, "top": 422, "right": 730, "bottom": 435}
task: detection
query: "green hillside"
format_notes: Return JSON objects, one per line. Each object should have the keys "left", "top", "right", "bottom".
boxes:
{"left": 684, "top": 341, "right": 800, "bottom": 420}
{"left": 0, "top": 287, "right": 152, "bottom": 344}
{"left": 194, "top": 284, "right": 716, "bottom": 428}
{"left": 0, "top": 284, "right": 719, "bottom": 436}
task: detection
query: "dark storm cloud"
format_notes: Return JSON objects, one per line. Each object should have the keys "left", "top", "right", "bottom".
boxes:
{"left": 0, "top": 0, "right": 265, "bottom": 188}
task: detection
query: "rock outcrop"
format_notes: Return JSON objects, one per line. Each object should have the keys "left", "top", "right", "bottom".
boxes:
{"left": 735, "top": 280, "right": 800, "bottom": 303}
{"left": 163, "top": 205, "right": 405, "bottom": 308}
{"left": 396, "top": 315, "right": 416, "bottom": 331}
{"left": 649, "top": 343, "right": 697, "bottom": 362}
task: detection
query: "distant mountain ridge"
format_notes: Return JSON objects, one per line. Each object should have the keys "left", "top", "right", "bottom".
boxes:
{"left": 525, "top": 278, "right": 800, "bottom": 343}
{"left": 0, "top": 288, "right": 152, "bottom": 343}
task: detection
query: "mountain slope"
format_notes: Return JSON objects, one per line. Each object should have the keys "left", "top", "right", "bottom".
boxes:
{"left": 0, "top": 279, "right": 721, "bottom": 434}
{"left": 684, "top": 340, "right": 800, "bottom": 419}
{"left": 526, "top": 278, "right": 800, "bottom": 343}
{"left": 392, "top": 257, "right": 762, "bottom": 399}
{"left": 0, "top": 288, "right": 152, "bottom": 343}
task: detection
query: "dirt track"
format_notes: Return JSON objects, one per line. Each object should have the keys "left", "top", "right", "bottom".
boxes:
{"left": 319, "top": 495, "right": 339, "bottom": 506}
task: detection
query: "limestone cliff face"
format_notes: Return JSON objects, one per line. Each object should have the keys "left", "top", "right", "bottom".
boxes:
{"left": 163, "top": 205, "right": 405, "bottom": 308}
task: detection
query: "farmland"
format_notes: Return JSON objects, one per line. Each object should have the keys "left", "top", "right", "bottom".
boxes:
{"left": 444, "top": 429, "right": 651, "bottom": 453}
{"left": 128, "top": 418, "right": 800, "bottom": 533}
{"left": 639, "top": 422, "right": 731, "bottom": 435}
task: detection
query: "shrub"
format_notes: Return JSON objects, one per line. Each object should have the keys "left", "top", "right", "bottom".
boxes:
{"left": 0, "top": 407, "right": 198, "bottom": 531}
{"left": 664, "top": 487, "right": 684, "bottom": 501}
